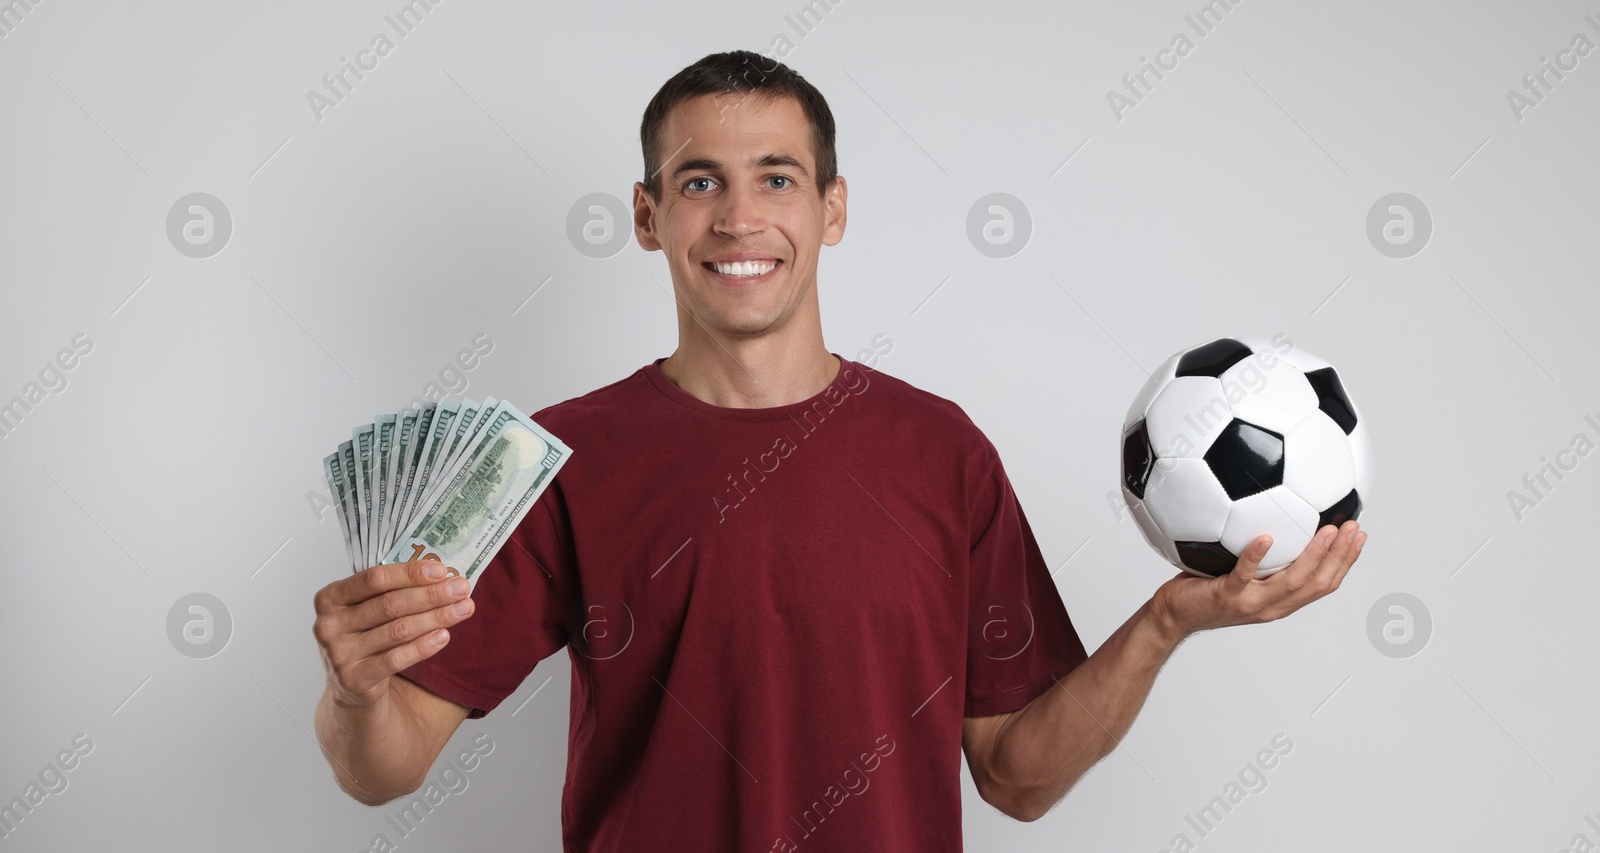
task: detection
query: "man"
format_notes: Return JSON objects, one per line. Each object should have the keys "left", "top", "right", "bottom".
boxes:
{"left": 311, "top": 50, "right": 1366, "bottom": 851}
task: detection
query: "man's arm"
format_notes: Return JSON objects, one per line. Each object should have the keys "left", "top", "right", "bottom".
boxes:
{"left": 311, "top": 560, "right": 477, "bottom": 806}
{"left": 960, "top": 594, "right": 1178, "bottom": 822}
{"left": 962, "top": 520, "right": 1366, "bottom": 822}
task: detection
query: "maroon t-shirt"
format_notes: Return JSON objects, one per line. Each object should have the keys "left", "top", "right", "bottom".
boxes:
{"left": 400, "top": 353, "right": 1090, "bottom": 852}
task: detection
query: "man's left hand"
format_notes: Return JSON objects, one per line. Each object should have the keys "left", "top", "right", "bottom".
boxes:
{"left": 1149, "top": 520, "right": 1367, "bottom": 643}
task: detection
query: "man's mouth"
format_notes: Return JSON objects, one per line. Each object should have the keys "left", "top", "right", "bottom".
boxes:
{"left": 703, "top": 259, "right": 781, "bottom": 279}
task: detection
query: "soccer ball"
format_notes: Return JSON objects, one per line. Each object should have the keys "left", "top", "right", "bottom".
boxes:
{"left": 1120, "top": 335, "right": 1371, "bottom": 579}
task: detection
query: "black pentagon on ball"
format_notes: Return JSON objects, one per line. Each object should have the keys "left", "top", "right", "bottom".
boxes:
{"left": 1203, "top": 419, "right": 1285, "bottom": 500}
{"left": 1318, "top": 488, "right": 1363, "bottom": 529}
{"left": 1122, "top": 419, "right": 1154, "bottom": 500}
{"left": 1175, "top": 541, "right": 1238, "bottom": 577}
{"left": 1176, "top": 338, "right": 1253, "bottom": 378}
{"left": 1304, "top": 366, "right": 1358, "bottom": 434}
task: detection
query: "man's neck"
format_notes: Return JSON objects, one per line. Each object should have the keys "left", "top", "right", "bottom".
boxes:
{"left": 659, "top": 334, "right": 839, "bottom": 410}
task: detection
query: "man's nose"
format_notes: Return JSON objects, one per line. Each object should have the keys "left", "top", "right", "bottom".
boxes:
{"left": 713, "top": 181, "right": 766, "bottom": 238}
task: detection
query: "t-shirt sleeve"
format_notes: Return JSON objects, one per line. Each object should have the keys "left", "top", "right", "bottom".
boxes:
{"left": 964, "top": 442, "right": 1090, "bottom": 718}
{"left": 398, "top": 483, "right": 575, "bottom": 719}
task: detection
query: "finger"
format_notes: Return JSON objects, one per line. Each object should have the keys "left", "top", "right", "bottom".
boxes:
{"left": 350, "top": 595, "right": 475, "bottom": 662}
{"left": 323, "top": 559, "right": 451, "bottom": 610}
{"left": 347, "top": 626, "right": 454, "bottom": 693}
{"left": 1326, "top": 525, "right": 1365, "bottom": 588}
{"left": 1298, "top": 521, "right": 1355, "bottom": 598}
{"left": 1321, "top": 520, "right": 1360, "bottom": 573}
{"left": 1229, "top": 535, "right": 1271, "bottom": 588}
{"left": 346, "top": 574, "right": 471, "bottom": 635}
{"left": 1300, "top": 524, "right": 1339, "bottom": 574}
{"left": 1285, "top": 522, "right": 1357, "bottom": 607}
{"left": 1266, "top": 523, "right": 1337, "bottom": 592}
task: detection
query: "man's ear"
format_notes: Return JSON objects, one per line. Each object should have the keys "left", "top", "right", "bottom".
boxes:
{"left": 821, "top": 175, "right": 847, "bottom": 247}
{"left": 633, "top": 182, "right": 661, "bottom": 252}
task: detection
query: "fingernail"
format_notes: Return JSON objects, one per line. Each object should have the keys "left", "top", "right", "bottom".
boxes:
{"left": 446, "top": 578, "right": 468, "bottom": 596}
{"left": 1345, "top": 529, "right": 1359, "bottom": 544}
{"left": 423, "top": 561, "right": 445, "bottom": 579}
{"left": 452, "top": 599, "right": 472, "bottom": 616}
{"left": 1319, "top": 528, "right": 1335, "bottom": 545}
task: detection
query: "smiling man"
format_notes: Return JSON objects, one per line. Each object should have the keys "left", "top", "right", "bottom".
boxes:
{"left": 311, "top": 50, "right": 1366, "bottom": 852}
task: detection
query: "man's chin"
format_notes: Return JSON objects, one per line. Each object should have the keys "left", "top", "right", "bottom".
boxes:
{"left": 717, "top": 321, "right": 780, "bottom": 339}
{"left": 696, "top": 311, "right": 784, "bottom": 339}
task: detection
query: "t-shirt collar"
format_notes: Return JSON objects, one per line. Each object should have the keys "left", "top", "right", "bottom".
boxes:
{"left": 643, "top": 352, "right": 852, "bottom": 422}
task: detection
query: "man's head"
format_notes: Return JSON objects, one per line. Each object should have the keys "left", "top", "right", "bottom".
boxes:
{"left": 633, "top": 51, "right": 847, "bottom": 342}
{"left": 639, "top": 50, "right": 837, "bottom": 202}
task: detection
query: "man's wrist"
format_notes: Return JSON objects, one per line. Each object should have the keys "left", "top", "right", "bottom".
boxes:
{"left": 1142, "top": 593, "right": 1191, "bottom": 650}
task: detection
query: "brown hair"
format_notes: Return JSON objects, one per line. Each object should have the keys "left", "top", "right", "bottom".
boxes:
{"left": 640, "top": 50, "right": 838, "bottom": 200}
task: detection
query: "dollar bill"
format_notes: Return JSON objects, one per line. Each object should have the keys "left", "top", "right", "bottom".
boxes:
{"left": 418, "top": 398, "right": 486, "bottom": 514}
{"left": 352, "top": 423, "right": 376, "bottom": 570}
{"left": 370, "top": 414, "right": 397, "bottom": 560}
{"left": 383, "top": 400, "right": 571, "bottom": 589}
{"left": 389, "top": 402, "right": 437, "bottom": 552}
{"left": 327, "top": 398, "right": 569, "bottom": 583}
{"left": 323, "top": 450, "right": 356, "bottom": 573}
{"left": 442, "top": 397, "right": 495, "bottom": 480}
{"left": 410, "top": 401, "right": 460, "bottom": 520}
{"left": 436, "top": 400, "right": 481, "bottom": 482}
{"left": 383, "top": 409, "right": 419, "bottom": 555}
{"left": 337, "top": 440, "right": 362, "bottom": 573}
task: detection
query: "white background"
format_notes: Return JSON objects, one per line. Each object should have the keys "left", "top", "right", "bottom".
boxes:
{"left": 1, "top": 0, "right": 1597, "bottom": 850}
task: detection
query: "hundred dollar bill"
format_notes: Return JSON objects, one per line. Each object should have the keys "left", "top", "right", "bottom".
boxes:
{"left": 407, "top": 398, "right": 502, "bottom": 544}
{"left": 434, "top": 399, "right": 481, "bottom": 486}
{"left": 353, "top": 423, "right": 376, "bottom": 569}
{"left": 383, "top": 400, "right": 571, "bottom": 589}
{"left": 441, "top": 397, "right": 496, "bottom": 482}
{"left": 383, "top": 408, "right": 420, "bottom": 555}
{"left": 370, "top": 415, "right": 397, "bottom": 561}
{"left": 416, "top": 397, "right": 487, "bottom": 515}
{"left": 323, "top": 449, "right": 357, "bottom": 573}
{"left": 388, "top": 402, "right": 437, "bottom": 550}
{"left": 407, "top": 401, "right": 459, "bottom": 524}
{"left": 338, "top": 440, "right": 363, "bottom": 572}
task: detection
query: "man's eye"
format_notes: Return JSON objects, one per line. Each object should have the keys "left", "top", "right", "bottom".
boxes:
{"left": 767, "top": 176, "right": 791, "bottom": 189}
{"left": 686, "top": 177, "right": 714, "bottom": 192}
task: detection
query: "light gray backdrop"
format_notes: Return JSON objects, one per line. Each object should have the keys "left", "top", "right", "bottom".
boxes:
{"left": 2, "top": 0, "right": 1597, "bottom": 850}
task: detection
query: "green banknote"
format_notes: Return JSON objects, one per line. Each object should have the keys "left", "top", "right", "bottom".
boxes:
{"left": 382, "top": 400, "right": 571, "bottom": 589}
{"left": 326, "top": 399, "right": 571, "bottom": 587}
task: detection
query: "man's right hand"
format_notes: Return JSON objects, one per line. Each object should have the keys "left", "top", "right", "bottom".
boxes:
{"left": 312, "top": 560, "right": 475, "bottom": 709}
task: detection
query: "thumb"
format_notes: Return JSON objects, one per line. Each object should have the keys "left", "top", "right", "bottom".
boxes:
{"left": 1229, "top": 535, "right": 1271, "bottom": 586}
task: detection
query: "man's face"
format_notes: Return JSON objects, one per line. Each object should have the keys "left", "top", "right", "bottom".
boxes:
{"left": 633, "top": 93, "right": 846, "bottom": 340}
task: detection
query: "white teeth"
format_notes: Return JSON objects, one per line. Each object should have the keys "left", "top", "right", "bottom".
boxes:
{"left": 711, "top": 260, "right": 776, "bottom": 277}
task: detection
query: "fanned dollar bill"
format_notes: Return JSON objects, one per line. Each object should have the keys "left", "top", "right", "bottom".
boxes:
{"left": 338, "top": 440, "right": 362, "bottom": 572}
{"left": 383, "top": 408, "right": 420, "bottom": 555}
{"left": 383, "top": 400, "right": 570, "bottom": 589}
{"left": 371, "top": 414, "right": 397, "bottom": 560}
{"left": 352, "top": 424, "right": 376, "bottom": 570}
{"left": 323, "top": 448, "right": 357, "bottom": 572}
{"left": 324, "top": 399, "right": 571, "bottom": 584}
{"left": 388, "top": 402, "right": 437, "bottom": 554}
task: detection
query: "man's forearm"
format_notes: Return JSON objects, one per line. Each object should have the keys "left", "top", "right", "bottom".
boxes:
{"left": 981, "top": 599, "right": 1184, "bottom": 820}
{"left": 313, "top": 680, "right": 432, "bottom": 806}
